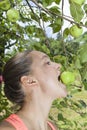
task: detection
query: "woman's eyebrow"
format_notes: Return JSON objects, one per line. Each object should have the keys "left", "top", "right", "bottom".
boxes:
{"left": 41, "top": 55, "right": 50, "bottom": 60}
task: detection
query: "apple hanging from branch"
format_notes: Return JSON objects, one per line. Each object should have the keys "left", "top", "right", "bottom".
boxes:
{"left": 7, "top": 8, "right": 20, "bottom": 22}
{"left": 0, "top": 0, "right": 10, "bottom": 10}
{"left": 70, "top": 25, "right": 83, "bottom": 38}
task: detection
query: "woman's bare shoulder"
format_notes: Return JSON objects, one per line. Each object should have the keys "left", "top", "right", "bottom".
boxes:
{"left": 0, "top": 120, "right": 15, "bottom": 130}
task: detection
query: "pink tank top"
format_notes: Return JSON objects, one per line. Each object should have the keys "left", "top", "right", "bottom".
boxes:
{"left": 5, "top": 114, "right": 56, "bottom": 130}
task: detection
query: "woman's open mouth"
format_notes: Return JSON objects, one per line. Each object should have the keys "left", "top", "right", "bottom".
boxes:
{"left": 57, "top": 75, "right": 66, "bottom": 89}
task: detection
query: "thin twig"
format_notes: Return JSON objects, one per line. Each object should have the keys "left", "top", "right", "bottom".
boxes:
{"left": 31, "top": 0, "right": 87, "bottom": 28}
{"left": 25, "top": 0, "right": 39, "bottom": 22}
{"left": 61, "top": 0, "right": 64, "bottom": 35}
{"left": 25, "top": 0, "right": 50, "bottom": 45}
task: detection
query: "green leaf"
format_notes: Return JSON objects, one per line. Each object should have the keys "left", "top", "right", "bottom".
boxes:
{"left": 49, "top": 6, "right": 60, "bottom": 14}
{"left": 53, "top": 55, "right": 67, "bottom": 64}
{"left": 80, "top": 51, "right": 87, "bottom": 63}
{"left": 70, "top": 3, "right": 84, "bottom": 22}
{"left": 74, "top": 58, "right": 82, "bottom": 69}
{"left": 84, "top": 72, "right": 87, "bottom": 80}
{"left": 83, "top": 80, "right": 87, "bottom": 90}
{"left": 40, "top": 12, "right": 51, "bottom": 22}
{"left": 55, "top": 0, "right": 61, "bottom": 4}
{"left": 50, "top": 18, "right": 63, "bottom": 33}
{"left": 85, "top": 21, "right": 87, "bottom": 26}
{"left": 83, "top": 4, "right": 87, "bottom": 13}
{"left": 79, "top": 44, "right": 87, "bottom": 63}
{"left": 58, "top": 113, "right": 64, "bottom": 121}
{"left": 63, "top": 28, "right": 70, "bottom": 38}
{"left": 78, "top": 100, "right": 86, "bottom": 108}
{"left": 26, "top": 25, "right": 35, "bottom": 34}
{"left": 53, "top": 23, "right": 61, "bottom": 33}
{"left": 42, "top": 0, "right": 53, "bottom": 7}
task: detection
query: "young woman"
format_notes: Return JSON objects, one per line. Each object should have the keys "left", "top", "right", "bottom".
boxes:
{"left": 0, "top": 50, "right": 67, "bottom": 130}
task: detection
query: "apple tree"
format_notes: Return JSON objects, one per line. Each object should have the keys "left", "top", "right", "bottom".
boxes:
{"left": 0, "top": 0, "right": 87, "bottom": 129}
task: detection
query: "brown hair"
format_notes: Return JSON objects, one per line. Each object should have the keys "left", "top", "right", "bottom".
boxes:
{"left": 2, "top": 50, "right": 33, "bottom": 107}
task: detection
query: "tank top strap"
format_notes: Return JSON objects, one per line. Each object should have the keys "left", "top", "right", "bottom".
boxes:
{"left": 47, "top": 121, "right": 56, "bottom": 130}
{"left": 5, "top": 114, "right": 28, "bottom": 130}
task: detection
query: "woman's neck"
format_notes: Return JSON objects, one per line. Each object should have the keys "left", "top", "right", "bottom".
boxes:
{"left": 16, "top": 92, "right": 53, "bottom": 130}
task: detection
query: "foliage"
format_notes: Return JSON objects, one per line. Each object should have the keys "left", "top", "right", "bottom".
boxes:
{"left": 0, "top": 0, "right": 87, "bottom": 129}
{"left": 0, "top": 84, "right": 13, "bottom": 120}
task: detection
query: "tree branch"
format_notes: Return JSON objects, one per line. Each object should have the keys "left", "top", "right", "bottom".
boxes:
{"left": 25, "top": 0, "right": 50, "bottom": 46}
{"left": 62, "top": 0, "right": 64, "bottom": 17}
{"left": 25, "top": 0, "right": 40, "bottom": 22}
{"left": 31, "top": 0, "right": 87, "bottom": 28}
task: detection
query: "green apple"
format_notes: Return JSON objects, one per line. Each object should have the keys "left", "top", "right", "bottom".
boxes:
{"left": 7, "top": 8, "right": 20, "bottom": 22}
{"left": 60, "top": 71, "right": 75, "bottom": 85}
{"left": 70, "top": 25, "right": 83, "bottom": 38}
{"left": 71, "top": 0, "right": 85, "bottom": 5}
{"left": 0, "top": 0, "right": 10, "bottom": 10}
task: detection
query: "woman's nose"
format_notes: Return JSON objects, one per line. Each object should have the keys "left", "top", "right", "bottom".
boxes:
{"left": 56, "top": 63, "right": 61, "bottom": 70}
{"left": 53, "top": 62, "right": 61, "bottom": 70}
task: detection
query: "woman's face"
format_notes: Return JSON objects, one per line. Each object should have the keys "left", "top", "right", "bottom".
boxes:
{"left": 30, "top": 51, "right": 67, "bottom": 99}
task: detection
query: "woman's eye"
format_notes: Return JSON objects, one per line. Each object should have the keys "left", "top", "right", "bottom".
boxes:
{"left": 46, "top": 61, "right": 51, "bottom": 65}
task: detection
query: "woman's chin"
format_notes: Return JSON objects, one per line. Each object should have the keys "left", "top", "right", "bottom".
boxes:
{"left": 57, "top": 81, "right": 68, "bottom": 97}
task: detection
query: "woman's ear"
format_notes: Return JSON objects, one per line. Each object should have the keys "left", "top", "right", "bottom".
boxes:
{"left": 20, "top": 76, "right": 29, "bottom": 87}
{"left": 20, "top": 76, "right": 38, "bottom": 88}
